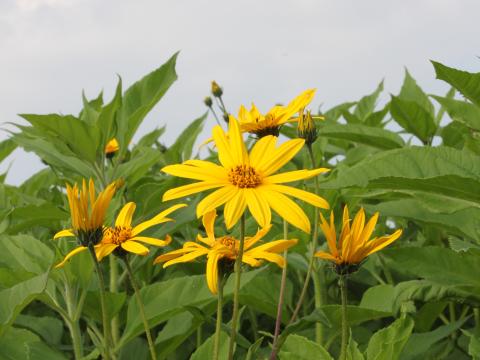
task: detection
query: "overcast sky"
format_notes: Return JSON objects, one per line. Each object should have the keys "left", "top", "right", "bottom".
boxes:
{"left": 0, "top": 0, "right": 478, "bottom": 184}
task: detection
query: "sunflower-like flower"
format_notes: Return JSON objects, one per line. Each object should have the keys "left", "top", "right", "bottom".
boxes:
{"left": 234, "top": 89, "right": 315, "bottom": 137}
{"left": 154, "top": 210, "right": 297, "bottom": 294}
{"left": 54, "top": 179, "right": 116, "bottom": 246}
{"left": 315, "top": 205, "right": 402, "bottom": 275}
{"left": 105, "top": 138, "right": 120, "bottom": 158}
{"left": 54, "top": 202, "right": 186, "bottom": 268}
{"left": 162, "top": 118, "right": 329, "bottom": 233}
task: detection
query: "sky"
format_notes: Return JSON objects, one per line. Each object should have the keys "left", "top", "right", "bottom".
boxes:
{"left": 0, "top": 0, "right": 478, "bottom": 184}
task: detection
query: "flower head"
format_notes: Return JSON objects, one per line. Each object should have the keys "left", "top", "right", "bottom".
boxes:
{"left": 297, "top": 110, "right": 319, "bottom": 146}
{"left": 105, "top": 138, "right": 120, "bottom": 157}
{"left": 211, "top": 81, "right": 223, "bottom": 97}
{"left": 315, "top": 206, "right": 402, "bottom": 275}
{"left": 162, "top": 117, "right": 329, "bottom": 233}
{"left": 154, "top": 210, "right": 297, "bottom": 294}
{"left": 236, "top": 89, "right": 315, "bottom": 138}
{"left": 54, "top": 179, "right": 116, "bottom": 246}
{"left": 54, "top": 202, "right": 186, "bottom": 268}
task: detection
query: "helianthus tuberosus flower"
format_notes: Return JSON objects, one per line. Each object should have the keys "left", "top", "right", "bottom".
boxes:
{"left": 235, "top": 89, "right": 315, "bottom": 137}
{"left": 54, "top": 179, "right": 116, "bottom": 246}
{"left": 54, "top": 202, "right": 186, "bottom": 268}
{"left": 154, "top": 210, "right": 297, "bottom": 294}
{"left": 162, "top": 118, "right": 329, "bottom": 233}
{"left": 315, "top": 205, "right": 402, "bottom": 275}
{"left": 105, "top": 138, "right": 120, "bottom": 158}
{"left": 297, "top": 109, "right": 320, "bottom": 146}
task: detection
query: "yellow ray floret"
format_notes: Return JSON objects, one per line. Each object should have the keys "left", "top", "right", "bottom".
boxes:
{"left": 162, "top": 117, "right": 329, "bottom": 233}
{"left": 154, "top": 210, "right": 298, "bottom": 294}
{"left": 235, "top": 89, "right": 316, "bottom": 137}
{"left": 54, "top": 202, "right": 186, "bottom": 268}
{"left": 315, "top": 205, "right": 402, "bottom": 270}
{"left": 105, "top": 138, "right": 120, "bottom": 155}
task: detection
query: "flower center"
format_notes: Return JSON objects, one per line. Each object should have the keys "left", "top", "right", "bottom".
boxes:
{"left": 228, "top": 165, "right": 262, "bottom": 188}
{"left": 218, "top": 236, "right": 237, "bottom": 252}
{"left": 103, "top": 226, "right": 132, "bottom": 245}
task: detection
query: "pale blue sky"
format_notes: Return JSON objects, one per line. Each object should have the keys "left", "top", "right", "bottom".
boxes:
{"left": 0, "top": 0, "right": 478, "bottom": 184}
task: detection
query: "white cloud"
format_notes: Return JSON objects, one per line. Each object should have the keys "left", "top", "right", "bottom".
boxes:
{"left": 15, "top": 0, "right": 79, "bottom": 11}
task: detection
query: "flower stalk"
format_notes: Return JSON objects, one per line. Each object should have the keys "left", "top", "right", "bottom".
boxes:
{"left": 123, "top": 257, "right": 157, "bottom": 360}
{"left": 227, "top": 214, "right": 246, "bottom": 360}
{"left": 213, "top": 271, "right": 225, "bottom": 360}
{"left": 339, "top": 275, "right": 348, "bottom": 360}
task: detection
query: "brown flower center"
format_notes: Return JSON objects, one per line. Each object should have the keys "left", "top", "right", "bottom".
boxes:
{"left": 218, "top": 236, "right": 237, "bottom": 252}
{"left": 228, "top": 165, "right": 262, "bottom": 188}
{"left": 103, "top": 226, "right": 132, "bottom": 245}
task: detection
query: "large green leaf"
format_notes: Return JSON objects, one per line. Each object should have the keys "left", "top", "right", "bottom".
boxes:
{"left": 359, "top": 284, "right": 394, "bottom": 313}
{"left": 0, "top": 138, "right": 17, "bottom": 164}
{"left": 279, "top": 334, "right": 334, "bottom": 360}
{"left": 7, "top": 203, "right": 68, "bottom": 234}
{"left": 321, "top": 146, "right": 480, "bottom": 206}
{"left": 366, "top": 317, "right": 414, "bottom": 360}
{"left": 399, "top": 69, "right": 434, "bottom": 115}
{"left": 117, "top": 53, "right": 178, "bottom": 153}
{"left": 114, "top": 147, "right": 162, "bottom": 185}
{"left": 165, "top": 113, "right": 207, "bottom": 163}
{"left": 14, "top": 315, "right": 63, "bottom": 345}
{"left": 190, "top": 330, "right": 229, "bottom": 360}
{"left": 390, "top": 96, "right": 436, "bottom": 143}
{"left": 354, "top": 81, "right": 384, "bottom": 121}
{"left": 318, "top": 123, "right": 404, "bottom": 150}
{"left": 432, "top": 61, "right": 480, "bottom": 107}
{"left": 432, "top": 95, "right": 480, "bottom": 131}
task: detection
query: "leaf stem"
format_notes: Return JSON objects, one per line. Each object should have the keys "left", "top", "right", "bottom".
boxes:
{"left": 339, "top": 275, "right": 348, "bottom": 360}
{"left": 87, "top": 243, "right": 112, "bottom": 360}
{"left": 110, "top": 255, "right": 120, "bottom": 347}
{"left": 123, "top": 257, "right": 157, "bottom": 360}
{"left": 213, "top": 272, "right": 225, "bottom": 360}
{"left": 227, "top": 214, "right": 246, "bottom": 360}
{"left": 270, "top": 221, "right": 289, "bottom": 359}
{"left": 64, "top": 283, "right": 83, "bottom": 359}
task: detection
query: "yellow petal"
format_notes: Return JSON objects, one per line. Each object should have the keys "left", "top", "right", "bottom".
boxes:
{"left": 161, "top": 248, "right": 209, "bottom": 267}
{"left": 162, "top": 181, "right": 224, "bottom": 202}
{"left": 258, "top": 139, "right": 305, "bottom": 176}
{"left": 241, "top": 255, "right": 262, "bottom": 267}
{"left": 53, "top": 229, "right": 75, "bottom": 240}
{"left": 248, "top": 239, "right": 298, "bottom": 254}
{"left": 162, "top": 162, "right": 228, "bottom": 182}
{"left": 212, "top": 125, "right": 235, "bottom": 168}
{"left": 95, "top": 243, "right": 118, "bottom": 262}
{"left": 201, "top": 210, "right": 217, "bottom": 246}
{"left": 196, "top": 185, "right": 238, "bottom": 218}
{"left": 278, "top": 89, "right": 316, "bottom": 124}
{"left": 364, "top": 229, "right": 402, "bottom": 258}
{"left": 350, "top": 208, "right": 365, "bottom": 244}
{"left": 132, "top": 203, "right": 187, "bottom": 236}
{"left": 314, "top": 251, "right": 339, "bottom": 262}
{"left": 244, "top": 189, "right": 271, "bottom": 228}
{"left": 265, "top": 168, "right": 330, "bottom": 184}
{"left": 244, "top": 225, "right": 272, "bottom": 250}
{"left": 249, "top": 136, "right": 277, "bottom": 170}
{"left": 130, "top": 235, "right": 172, "bottom": 247}
{"left": 260, "top": 187, "right": 311, "bottom": 233}
{"left": 115, "top": 202, "right": 136, "bottom": 228}
{"left": 248, "top": 251, "right": 285, "bottom": 267}
{"left": 206, "top": 250, "right": 226, "bottom": 294}
{"left": 320, "top": 212, "right": 338, "bottom": 257}
{"left": 269, "top": 184, "right": 329, "bottom": 209}
{"left": 224, "top": 190, "right": 247, "bottom": 229}
{"left": 359, "top": 212, "right": 379, "bottom": 245}
{"left": 228, "top": 116, "right": 249, "bottom": 165}
{"left": 121, "top": 240, "right": 149, "bottom": 256}
{"left": 54, "top": 246, "right": 88, "bottom": 268}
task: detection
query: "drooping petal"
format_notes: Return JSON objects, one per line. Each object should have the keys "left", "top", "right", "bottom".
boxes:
{"left": 201, "top": 210, "right": 217, "bottom": 246}
{"left": 159, "top": 248, "right": 209, "bottom": 267}
{"left": 54, "top": 246, "right": 88, "bottom": 268}
{"left": 196, "top": 185, "right": 238, "bottom": 218}
{"left": 258, "top": 139, "right": 305, "bottom": 176}
{"left": 132, "top": 204, "right": 187, "bottom": 236}
{"left": 163, "top": 181, "right": 225, "bottom": 202}
{"left": 115, "top": 202, "right": 136, "bottom": 228}
{"left": 95, "top": 243, "right": 118, "bottom": 262}
{"left": 248, "top": 239, "right": 298, "bottom": 254}
{"left": 248, "top": 251, "right": 285, "bottom": 267}
{"left": 314, "top": 251, "right": 339, "bottom": 262}
{"left": 53, "top": 229, "right": 75, "bottom": 240}
{"left": 241, "top": 255, "right": 262, "bottom": 267}
{"left": 243, "top": 225, "right": 272, "bottom": 250}
{"left": 223, "top": 190, "right": 247, "bottom": 229}
{"left": 121, "top": 240, "right": 149, "bottom": 256}
{"left": 206, "top": 250, "right": 226, "bottom": 294}
{"left": 129, "top": 235, "right": 172, "bottom": 247}
{"left": 260, "top": 187, "right": 311, "bottom": 233}
{"left": 245, "top": 189, "right": 271, "bottom": 229}
{"left": 268, "top": 184, "right": 329, "bottom": 209}
{"left": 265, "top": 168, "right": 330, "bottom": 184}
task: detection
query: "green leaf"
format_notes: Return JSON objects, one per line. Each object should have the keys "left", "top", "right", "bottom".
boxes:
{"left": 98, "top": 77, "right": 123, "bottom": 146}
{"left": 0, "top": 138, "right": 17, "bottom": 163}
{"left": 7, "top": 203, "right": 68, "bottom": 233}
{"left": 190, "top": 330, "right": 229, "bottom": 360}
{"left": 463, "top": 330, "right": 480, "bottom": 360}
{"left": 432, "top": 95, "right": 480, "bottom": 131}
{"left": 354, "top": 81, "right": 384, "bottom": 121}
{"left": 390, "top": 95, "right": 436, "bottom": 143}
{"left": 366, "top": 316, "right": 414, "bottom": 360}
{"left": 359, "top": 284, "right": 394, "bottom": 313}
{"left": 279, "top": 334, "right": 334, "bottom": 360}
{"left": 114, "top": 147, "right": 161, "bottom": 185}
{"left": 347, "top": 334, "right": 365, "bottom": 360}
{"left": 323, "top": 102, "right": 356, "bottom": 123}
{"left": 318, "top": 123, "right": 404, "bottom": 150}
{"left": 135, "top": 127, "right": 166, "bottom": 149}
{"left": 14, "top": 315, "right": 63, "bottom": 345}
{"left": 432, "top": 61, "right": 480, "bottom": 107}
{"left": 118, "top": 53, "right": 178, "bottom": 153}
{"left": 399, "top": 69, "right": 435, "bottom": 115}
{"left": 0, "top": 327, "right": 67, "bottom": 360}
{"left": 83, "top": 291, "right": 127, "bottom": 322}
{"left": 165, "top": 113, "right": 207, "bottom": 163}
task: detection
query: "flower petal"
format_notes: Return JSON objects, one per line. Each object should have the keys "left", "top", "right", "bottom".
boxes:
{"left": 159, "top": 248, "right": 209, "bottom": 267}
{"left": 54, "top": 246, "right": 88, "bottom": 268}
{"left": 206, "top": 250, "right": 226, "bottom": 294}
{"left": 201, "top": 210, "right": 217, "bottom": 246}
{"left": 228, "top": 116, "right": 249, "bottom": 165}
{"left": 212, "top": 125, "right": 235, "bottom": 168}
{"left": 268, "top": 184, "right": 329, "bottom": 209}
{"left": 249, "top": 136, "right": 276, "bottom": 170}
{"left": 115, "top": 202, "right": 136, "bottom": 228}
{"left": 314, "top": 251, "right": 339, "bottom": 262}
{"left": 162, "top": 182, "right": 224, "bottom": 202}
{"left": 130, "top": 235, "right": 172, "bottom": 247}
{"left": 320, "top": 212, "right": 338, "bottom": 257}
{"left": 196, "top": 185, "right": 238, "bottom": 218}
{"left": 244, "top": 225, "right": 272, "bottom": 250}
{"left": 95, "top": 243, "right": 118, "bottom": 262}
{"left": 162, "top": 162, "right": 228, "bottom": 182}
{"left": 53, "top": 229, "right": 75, "bottom": 240}
{"left": 258, "top": 139, "right": 305, "bottom": 176}
{"left": 132, "top": 203, "right": 187, "bottom": 236}
{"left": 224, "top": 190, "right": 247, "bottom": 229}
{"left": 265, "top": 168, "right": 330, "bottom": 184}
{"left": 245, "top": 189, "right": 271, "bottom": 229}
{"left": 248, "top": 239, "right": 298, "bottom": 254}
{"left": 121, "top": 240, "right": 149, "bottom": 256}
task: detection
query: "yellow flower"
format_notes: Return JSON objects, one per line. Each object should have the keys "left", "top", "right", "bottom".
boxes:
{"left": 54, "top": 179, "right": 116, "bottom": 246}
{"left": 236, "top": 89, "right": 315, "bottom": 137}
{"left": 315, "top": 206, "right": 402, "bottom": 274}
{"left": 162, "top": 117, "right": 329, "bottom": 233}
{"left": 154, "top": 210, "right": 298, "bottom": 294}
{"left": 105, "top": 138, "right": 120, "bottom": 156}
{"left": 54, "top": 202, "right": 186, "bottom": 268}
{"left": 297, "top": 110, "right": 320, "bottom": 146}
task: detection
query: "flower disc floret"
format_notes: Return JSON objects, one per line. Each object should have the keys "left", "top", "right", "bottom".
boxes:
{"left": 228, "top": 165, "right": 262, "bottom": 188}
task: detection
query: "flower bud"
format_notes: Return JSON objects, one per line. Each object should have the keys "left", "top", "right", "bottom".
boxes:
{"left": 211, "top": 81, "right": 223, "bottom": 97}
{"left": 297, "top": 110, "right": 317, "bottom": 146}
{"left": 204, "top": 96, "right": 213, "bottom": 107}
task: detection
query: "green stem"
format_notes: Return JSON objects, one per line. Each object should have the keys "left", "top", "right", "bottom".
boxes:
{"left": 227, "top": 214, "right": 246, "bottom": 360}
{"left": 110, "top": 255, "right": 120, "bottom": 347}
{"left": 270, "top": 221, "right": 289, "bottom": 359}
{"left": 474, "top": 309, "right": 480, "bottom": 331}
{"left": 339, "top": 275, "right": 348, "bottom": 360}
{"left": 87, "top": 244, "right": 112, "bottom": 360}
{"left": 213, "top": 272, "right": 224, "bottom": 360}
{"left": 248, "top": 308, "right": 259, "bottom": 341}
{"left": 123, "top": 257, "right": 157, "bottom": 360}
{"left": 378, "top": 254, "right": 394, "bottom": 284}
{"left": 65, "top": 283, "right": 83, "bottom": 359}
